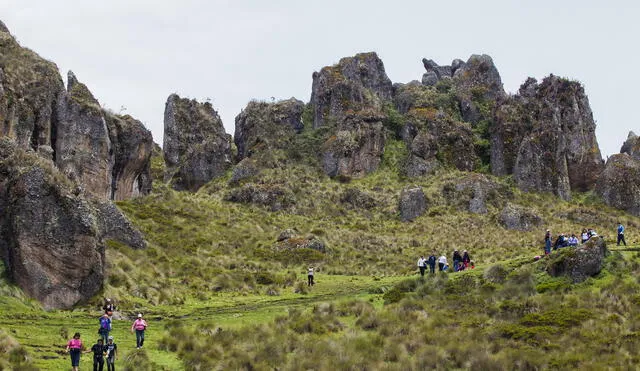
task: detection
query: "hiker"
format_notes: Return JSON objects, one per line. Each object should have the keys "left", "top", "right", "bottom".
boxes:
{"left": 581, "top": 229, "right": 589, "bottom": 244}
{"left": 131, "top": 313, "right": 147, "bottom": 349}
{"left": 98, "top": 313, "right": 111, "bottom": 344}
{"left": 85, "top": 338, "right": 106, "bottom": 371}
{"left": 105, "top": 336, "right": 117, "bottom": 371}
{"left": 417, "top": 256, "right": 426, "bottom": 277}
{"left": 568, "top": 234, "right": 579, "bottom": 246}
{"left": 103, "top": 298, "right": 116, "bottom": 316}
{"left": 544, "top": 230, "right": 552, "bottom": 255}
{"left": 462, "top": 250, "right": 471, "bottom": 268}
{"left": 427, "top": 252, "right": 437, "bottom": 274}
{"left": 66, "top": 332, "right": 83, "bottom": 371}
{"left": 438, "top": 255, "right": 447, "bottom": 271}
{"left": 553, "top": 234, "right": 566, "bottom": 250}
{"left": 308, "top": 267, "right": 315, "bottom": 286}
{"left": 617, "top": 222, "right": 627, "bottom": 246}
{"left": 452, "top": 250, "right": 462, "bottom": 272}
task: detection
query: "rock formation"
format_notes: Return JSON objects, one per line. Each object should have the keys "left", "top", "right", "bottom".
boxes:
{"left": 104, "top": 114, "right": 153, "bottom": 200}
{"left": 399, "top": 186, "right": 427, "bottom": 222}
{"left": 0, "top": 138, "right": 145, "bottom": 309}
{"left": 596, "top": 153, "right": 640, "bottom": 216}
{"left": 491, "top": 76, "right": 604, "bottom": 199}
{"left": 310, "top": 52, "right": 391, "bottom": 178}
{"left": 163, "top": 94, "right": 232, "bottom": 191}
{"left": 234, "top": 98, "right": 304, "bottom": 161}
{"left": 546, "top": 237, "right": 607, "bottom": 283}
{"left": 0, "top": 24, "right": 153, "bottom": 200}
{"left": 621, "top": 131, "right": 640, "bottom": 160}
{"left": 499, "top": 203, "right": 543, "bottom": 231}
{"left": 445, "top": 174, "right": 510, "bottom": 214}
{"left": 55, "top": 71, "right": 113, "bottom": 199}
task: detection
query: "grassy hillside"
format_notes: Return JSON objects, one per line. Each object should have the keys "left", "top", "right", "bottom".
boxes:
{"left": 1, "top": 152, "right": 640, "bottom": 369}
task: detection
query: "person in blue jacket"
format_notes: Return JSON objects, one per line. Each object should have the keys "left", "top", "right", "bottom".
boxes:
{"left": 617, "top": 222, "right": 627, "bottom": 246}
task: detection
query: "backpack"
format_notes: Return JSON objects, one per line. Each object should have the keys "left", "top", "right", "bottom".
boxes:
{"left": 100, "top": 316, "right": 111, "bottom": 331}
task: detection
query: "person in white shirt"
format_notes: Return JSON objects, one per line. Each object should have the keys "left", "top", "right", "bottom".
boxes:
{"left": 438, "top": 255, "right": 447, "bottom": 271}
{"left": 307, "top": 267, "right": 315, "bottom": 286}
{"left": 417, "top": 256, "right": 426, "bottom": 277}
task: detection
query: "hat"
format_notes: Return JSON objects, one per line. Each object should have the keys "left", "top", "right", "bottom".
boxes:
{"left": 106, "top": 298, "right": 111, "bottom": 302}
{"left": 138, "top": 313, "right": 143, "bottom": 318}
{"left": 108, "top": 336, "right": 114, "bottom": 340}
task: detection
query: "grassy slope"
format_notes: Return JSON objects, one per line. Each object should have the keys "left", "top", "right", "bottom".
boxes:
{"left": 1, "top": 154, "right": 640, "bottom": 369}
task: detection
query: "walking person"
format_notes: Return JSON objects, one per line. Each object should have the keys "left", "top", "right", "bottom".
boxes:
{"left": 105, "top": 336, "right": 117, "bottom": 371}
{"left": 438, "top": 255, "right": 447, "bottom": 272}
{"left": 462, "top": 250, "right": 471, "bottom": 268}
{"left": 417, "top": 256, "right": 426, "bottom": 277}
{"left": 103, "top": 298, "right": 116, "bottom": 316}
{"left": 618, "top": 222, "right": 627, "bottom": 246}
{"left": 131, "top": 314, "right": 147, "bottom": 349}
{"left": 427, "top": 252, "right": 437, "bottom": 274}
{"left": 452, "top": 250, "right": 462, "bottom": 272}
{"left": 544, "top": 230, "right": 552, "bottom": 255}
{"left": 66, "top": 332, "right": 83, "bottom": 371}
{"left": 307, "top": 267, "right": 315, "bottom": 286}
{"left": 98, "top": 313, "right": 111, "bottom": 345}
{"left": 85, "top": 338, "right": 106, "bottom": 371}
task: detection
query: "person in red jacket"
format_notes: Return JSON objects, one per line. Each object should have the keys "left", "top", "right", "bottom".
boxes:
{"left": 131, "top": 313, "right": 148, "bottom": 349}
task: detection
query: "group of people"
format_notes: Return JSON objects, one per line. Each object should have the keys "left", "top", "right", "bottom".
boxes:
{"left": 417, "top": 250, "right": 473, "bottom": 276}
{"left": 543, "top": 223, "right": 627, "bottom": 255}
{"left": 65, "top": 299, "right": 148, "bottom": 371}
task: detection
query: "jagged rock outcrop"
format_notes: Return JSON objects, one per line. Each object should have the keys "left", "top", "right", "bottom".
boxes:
{"left": 0, "top": 25, "right": 153, "bottom": 200}
{"left": 0, "top": 24, "right": 64, "bottom": 152}
{"left": 234, "top": 98, "right": 304, "bottom": 161}
{"left": 595, "top": 154, "right": 640, "bottom": 216}
{"left": 163, "top": 94, "right": 232, "bottom": 191}
{"left": 104, "top": 114, "right": 153, "bottom": 200}
{"left": 621, "top": 131, "right": 640, "bottom": 160}
{"left": 0, "top": 139, "right": 146, "bottom": 309}
{"left": 547, "top": 237, "right": 607, "bottom": 283}
{"left": 399, "top": 186, "right": 427, "bottom": 222}
{"left": 499, "top": 203, "right": 543, "bottom": 231}
{"left": 492, "top": 76, "right": 604, "bottom": 199}
{"left": 311, "top": 52, "right": 391, "bottom": 178}
{"left": 55, "top": 71, "right": 113, "bottom": 199}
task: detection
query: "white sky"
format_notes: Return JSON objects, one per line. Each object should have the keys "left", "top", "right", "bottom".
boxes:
{"left": 2, "top": 0, "right": 638, "bottom": 157}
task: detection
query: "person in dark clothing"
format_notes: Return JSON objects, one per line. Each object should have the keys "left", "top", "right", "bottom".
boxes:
{"left": 617, "top": 223, "right": 627, "bottom": 246}
{"left": 85, "top": 339, "right": 106, "bottom": 371}
{"left": 544, "top": 230, "right": 552, "bottom": 255}
{"left": 427, "top": 252, "right": 437, "bottom": 274}
{"left": 103, "top": 298, "right": 116, "bottom": 315}
{"left": 462, "top": 251, "right": 471, "bottom": 268}
{"left": 553, "top": 234, "right": 566, "bottom": 250}
{"left": 105, "top": 336, "right": 117, "bottom": 371}
{"left": 452, "top": 250, "right": 462, "bottom": 272}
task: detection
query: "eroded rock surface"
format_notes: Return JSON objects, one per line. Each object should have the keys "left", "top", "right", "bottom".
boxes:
{"left": 163, "top": 94, "right": 232, "bottom": 191}
{"left": 399, "top": 186, "right": 427, "bottom": 222}
{"left": 596, "top": 153, "right": 640, "bottom": 216}
{"left": 547, "top": 237, "right": 607, "bottom": 283}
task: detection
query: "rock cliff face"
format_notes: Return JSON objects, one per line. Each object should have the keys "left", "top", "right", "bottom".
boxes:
{"left": 105, "top": 114, "right": 153, "bottom": 200}
{"left": 55, "top": 71, "right": 113, "bottom": 199}
{"left": 491, "top": 76, "right": 604, "bottom": 199}
{"left": 0, "top": 24, "right": 153, "bottom": 201}
{"left": 310, "top": 52, "right": 391, "bottom": 178}
{"left": 596, "top": 153, "right": 640, "bottom": 216}
{"left": 234, "top": 98, "right": 304, "bottom": 161}
{"left": 621, "top": 131, "right": 640, "bottom": 160}
{"left": 163, "top": 94, "right": 232, "bottom": 191}
{"left": 0, "top": 139, "right": 145, "bottom": 309}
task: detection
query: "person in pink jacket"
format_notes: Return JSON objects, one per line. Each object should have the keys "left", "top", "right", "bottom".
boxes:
{"left": 131, "top": 313, "right": 147, "bottom": 349}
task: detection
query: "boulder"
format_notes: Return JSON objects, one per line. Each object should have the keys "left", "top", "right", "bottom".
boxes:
{"left": 234, "top": 98, "right": 304, "bottom": 161}
{"left": 0, "top": 138, "right": 146, "bottom": 309}
{"left": 492, "top": 76, "right": 604, "bottom": 197}
{"left": 277, "top": 228, "right": 299, "bottom": 242}
{"left": 499, "top": 203, "right": 543, "bottom": 231}
{"left": 621, "top": 131, "right": 640, "bottom": 160}
{"left": 54, "top": 71, "right": 113, "bottom": 200}
{"left": 340, "top": 188, "right": 377, "bottom": 210}
{"left": 448, "top": 174, "right": 510, "bottom": 214}
{"left": 163, "top": 94, "right": 232, "bottom": 191}
{"left": 546, "top": 237, "right": 607, "bottom": 283}
{"left": 595, "top": 153, "right": 640, "bottom": 216}
{"left": 399, "top": 186, "right": 427, "bottom": 222}
{"left": 104, "top": 114, "right": 153, "bottom": 200}
{"left": 229, "top": 157, "right": 260, "bottom": 184}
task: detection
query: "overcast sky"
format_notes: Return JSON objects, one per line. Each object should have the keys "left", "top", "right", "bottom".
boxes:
{"left": 2, "top": 0, "right": 638, "bottom": 157}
